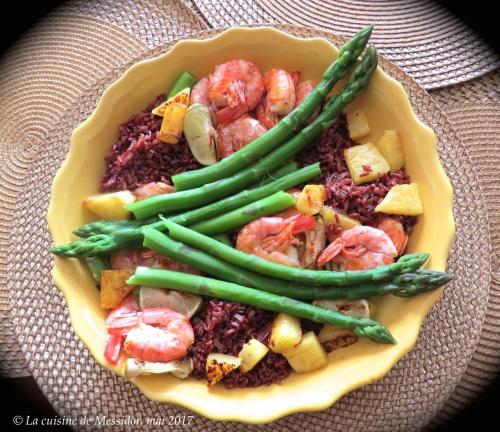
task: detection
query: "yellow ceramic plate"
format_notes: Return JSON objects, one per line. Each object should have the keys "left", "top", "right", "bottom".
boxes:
{"left": 48, "top": 27, "right": 455, "bottom": 423}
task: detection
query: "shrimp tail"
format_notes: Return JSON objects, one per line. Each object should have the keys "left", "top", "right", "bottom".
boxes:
{"left": 104, "top": 334, "right": 123, "bottom": 365}
{"left": 291, "top": 215, "right": 317, "bottom": 234}
{"left": 316, "top": 238, "right": 344, "bottom": 267}
{"left": 290, "top": 71, "right": 301, "bottom": 87}
{"left": 216, "top": 106, "right": 247, "bottom": 124}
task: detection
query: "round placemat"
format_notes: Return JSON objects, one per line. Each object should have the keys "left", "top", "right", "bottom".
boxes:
{"left": 193, "top": 0, "right": 499, "bottom": 90}
{"left": 428, "top": 71, "right": 500, "bottom": 429}
{"left": 5, "top": 25, "right": 491, "bottom": 430}
{"left": 0, "top": 0, "right": 207, "bottom": 378}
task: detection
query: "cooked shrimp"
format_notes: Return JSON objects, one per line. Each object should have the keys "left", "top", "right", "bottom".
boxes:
{"left": 208, "top": 59, "right": 264, "bottom": 124}
{"left": 105, "top": 295, "right": 140, "bottom": 336}
{"left": 124, "top": 309, "right": 194, "bottom": 363}
{"left": 237, "top": 214, "right": 316, "bottom": 266}
{"left": 255, "top": 69, "right": 296, "bottom": 129}
{"left": 295, "top": 80, "right": 319, "bottom": 122}
{"left": 190, "top": 77, "right": 211, "bottom": 106}
{"left": 105, "top": 297, "right": 194, "bottom": 364}
{"left": 110, "top": 248, "right": 200, "bottom": 274}
{"left": 216, "top": 115, "right": 267, "bottom": 159}
{"left": 377, "top": 216, "right": 408, "bottom": 255}
{"left": 295, "top": 80, "right": 314, "bottom": 107}
{"left": 317, "top": 225, "right": 398, "bottom": 270}
{"left": 134, "top": 182, "right": 174, "bottom": 201}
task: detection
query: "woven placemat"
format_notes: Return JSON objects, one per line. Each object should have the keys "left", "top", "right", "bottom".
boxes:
{"left": 0, "top": 0, "right": 207, "bottom": 378}
{"left": 427, "top": 71, "right": 500, "bottom": 429}
{"left": 4, "top": 22, "right": 492, "bottom": 430}
{"left": 192, "top": 0, "right": 499, "bottom": 90}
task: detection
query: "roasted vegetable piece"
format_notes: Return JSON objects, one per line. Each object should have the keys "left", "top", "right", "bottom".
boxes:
{"left": 282, "top": 331, "right": 328, "bottom": 373}
{"left": 125, "top": 357, "right": 193, "bottom": 378}
{"left": 152, "top": 87, "right": 190, "bottom": 117}
{"left": 314, "top": 299, "right": 370, "bottom": 352}
{"left": 320, "top": 205, "right": 360, "bottom": 229}
{"left": 346, "top": 108, "right": 370, "bottom": 139}
{"left": 183, "top": 103, "right": 217, "bottom": 165}
{"left": 296, "top": 184, "right": 327, "bottom": 216}
{"left": 344, "top": 143, "right": 390, "bottom": 185}
{"left": 376, "top": 130, "right": 405, "bottom": 172}
{"left": 171, "top": 25, "right": 374, "bottom": 191}
{"left": 375, "top": 183, "right": 423, "bottom": 215}
{"left": 238, "top": 339, "right": 269, "bottom": 372}
{"left": 157, "top": 88, "right": 190, "bottom": 144}
{"left": 100, "top": 269, "right": 135, "bottom": 309}
{"left": 268, "top": 313, "right": 302, "bottom": 353}
{"left": 83, "top": 191, "right": 135, "bottom": 221}
{"left": 206, "top": 353, "right": 241, "bottom": 386}
{"left": 167, "top": 71, "right": 198, "bottom": 98}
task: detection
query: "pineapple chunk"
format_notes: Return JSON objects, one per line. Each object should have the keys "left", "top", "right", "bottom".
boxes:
{"left": 346, "top": 109, "right": 370, "bottom": 139}
{"left": 320, "top": 205, "right": 360, "bottom": 229}
{"left": 206, "top": 353, "right": 241, "bottom": 386}
{"left": 152, "top": 87, "right": 190, "bottom": 117}
{"left": 375, "top": 183, "right": 423, "bottom": 215}
{"left": 100, "top": 269, "right": 135, "bottom": 309}
{"left": 314, "top": 299, "right": 370, "bottom": 352}
{"left": 238, "top": 339, "right": 269, "bottom": 373}
{"left": 83, "top": 190, "right": 135, "bottom": 221}
{"left": 157, "top": 88, "right": 190, "bottom": 144}
{"left": 268, "top": 313, "right": 302, "bottom": 353}
{"left": 377, "top": 130, "right": 405, "bottom": 172}
{"left": 344, "top": 143, "right": 390, "bottom": 185}
{"left": 282, "top": 331, "right": 328, "bottom": 373}
{"left": 296, "top": 184, "right": 327, "bottom": 216}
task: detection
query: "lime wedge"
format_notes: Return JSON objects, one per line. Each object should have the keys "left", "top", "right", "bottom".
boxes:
{"left": 139, "top": 286, "right": 202, "bottom": 319}
{"left": 183, "top": 103, "right": 217, "bottom": 165}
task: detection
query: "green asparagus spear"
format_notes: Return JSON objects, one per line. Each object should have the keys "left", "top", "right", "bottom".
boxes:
{"left": 187, "top": 191, "right": 294, "bottom": 235}
{"left": 167, "top": 71, "right": 198, "bottom": 98}
{"left": 162, "top": 219, "right": 429, "bottom": 286}
{"left": 127, "top": 46, "right": 378, "bottom": 220}
{"left": 171, "top": 25, "right": 373, "bottom": 191}
{"left": 393, "top": 270, "right": 454, "bottom": 297}
{"left": 143, "top": 227, "right": 452, "bottom": 299}
{"left": 52, "top": 164, "right": 320, "bottom": 257}
{"left": 211, "top": 233, "right": 233, "bottom": 247}
{"left": 85, "top": 256, "right": 110, "bottom": 284}
{"left": 73, "top": 161, "right": 301, "bottom": 239}
{"left": 253, "top": 161, "right": 298, "bottom": 187}
{"left": 128, "top": 266, "right": 396, "bottom": 344}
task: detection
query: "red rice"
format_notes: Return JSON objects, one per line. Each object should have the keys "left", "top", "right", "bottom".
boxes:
{"left": 101, "top": 95, "right": 202, "bottom": 191}
{"left": 190, "top": 299, "right": 291, "bottom": 388}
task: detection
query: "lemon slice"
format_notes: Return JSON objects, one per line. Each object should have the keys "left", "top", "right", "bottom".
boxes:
{"left": 183, "top": 103, "right": 217, "bottom": 165}
{"left": 139, "top": 286, "right": 202, "bottom": 319}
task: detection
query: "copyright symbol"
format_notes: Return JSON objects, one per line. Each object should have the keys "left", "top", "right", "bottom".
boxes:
{"left": 12, "top": 416, "right": 23, "bottom": 425}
